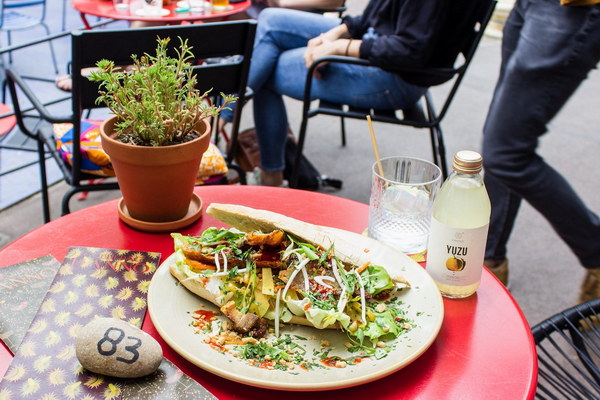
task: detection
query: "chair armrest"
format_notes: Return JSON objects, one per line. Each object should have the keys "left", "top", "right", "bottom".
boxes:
{"left": 308, "top": 55, "right": 460, "bottom": 79}
{"left": 5, "top": 67, "right": 73, "bottom": 126}
{"left": 306, "top": 6, "right": 346, "bottom": 15}
{"left": 303, "top": 55, "right": 462, "bottom": 105}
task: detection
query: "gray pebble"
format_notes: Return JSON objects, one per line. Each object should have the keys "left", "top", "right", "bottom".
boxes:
{"left": 76, "top": 317, "right": 162, "bottom": 378}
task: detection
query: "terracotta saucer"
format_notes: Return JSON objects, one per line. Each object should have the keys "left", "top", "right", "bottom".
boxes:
{"left": 117, "top": 193, "right": 203, "bottom": 232}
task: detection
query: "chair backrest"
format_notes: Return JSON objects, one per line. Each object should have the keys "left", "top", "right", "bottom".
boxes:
{"left": 532, "top": 298, "right": 600, "bottom": 398}
{"left": 0, "top": 0, "right": 47, "bottom": 26}
{"left": 398, "top": 0, "right": 497, "bottom": 89}
{"left": 69, "top": 20, "right": 257, "bottom": 183}
{"left": 415, "top": 0, "right": 497, "bottom": 123}
{"left": 3, "top": 0, "right": 45, "bottom": 7}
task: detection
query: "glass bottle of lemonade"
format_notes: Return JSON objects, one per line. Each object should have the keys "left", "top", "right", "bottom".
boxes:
{"left": 426, "top": 150, "right": 491, "bottom": 298}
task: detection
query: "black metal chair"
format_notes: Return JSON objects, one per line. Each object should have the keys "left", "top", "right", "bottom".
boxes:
{"left": 532, "top": 297, "right": 600, "bottom": 399}
{"left": 0, "top": 0, "right": 58, "bottom": 72}
{"left": 5, "top": 21, "right": 256, "bottom": 223}
{"left": 290, "top": 0, "right": 497, "bottom": 188}
{"left": 306, "top": 1, "right": 346, "bottom": 18}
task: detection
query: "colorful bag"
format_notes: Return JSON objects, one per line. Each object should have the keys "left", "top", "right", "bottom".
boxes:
{"left": 53, "top": 120, "right": 228, "bottom": 184}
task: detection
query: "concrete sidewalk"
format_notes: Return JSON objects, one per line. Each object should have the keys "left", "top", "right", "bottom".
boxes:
{"left": 1, "top": 2, "right": 599, "bottom": 328}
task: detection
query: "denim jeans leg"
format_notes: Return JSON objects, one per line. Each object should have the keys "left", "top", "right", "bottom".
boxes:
{"left": 220, "top": 9, "right": 339, "bottom": 125}
{"left": 253, "top": 86, "right": 289, "bottom": 172}
{"left": 483, "top": 0, "right": 600, "bottom": 267}
{"left": 248, "top": 9, "right": 341, "bottom": 171}
{"left": 250, "top": 8, "right": 341, "bottom": 90}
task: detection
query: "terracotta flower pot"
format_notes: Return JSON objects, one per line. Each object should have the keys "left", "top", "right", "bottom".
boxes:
{"left": 100, "top": 115, "right": 211, "bottom": 223}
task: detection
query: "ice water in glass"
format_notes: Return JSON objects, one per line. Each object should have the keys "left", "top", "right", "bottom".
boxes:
{"left": 368, "top": 157, "right": 442, "bottom": 254}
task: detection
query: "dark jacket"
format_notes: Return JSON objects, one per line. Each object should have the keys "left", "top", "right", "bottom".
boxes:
{"left": 343, "top": 0, "right": 487, "bottom": 86}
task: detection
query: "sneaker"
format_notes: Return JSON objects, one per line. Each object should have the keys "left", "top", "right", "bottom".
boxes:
{"left": 246, "top": 167, "right": 288, "bottom": 187}
{"left": 487, "top": 259, "right": 509, "bottom": 288}
{"left": 579, "top": 269, "right": 600, "bottom": 304}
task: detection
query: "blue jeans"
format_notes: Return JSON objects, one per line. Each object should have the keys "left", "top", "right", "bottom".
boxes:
{"left": 226, "top": 8, "right": 426, "bottom": 172}
{"left": 482, "top": 0, "right": 600, "bottom": 268}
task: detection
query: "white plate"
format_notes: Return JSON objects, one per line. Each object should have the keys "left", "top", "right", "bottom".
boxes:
{"left": 134, "top": 7, "right": 170, "bottom": 16}
{"left": 148, "top": 228, "right": 444, "bottom": 391}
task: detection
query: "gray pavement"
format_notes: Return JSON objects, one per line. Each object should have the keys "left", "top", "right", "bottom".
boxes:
{"left": 1, "top": 2, "right": 599, "bottom": 330}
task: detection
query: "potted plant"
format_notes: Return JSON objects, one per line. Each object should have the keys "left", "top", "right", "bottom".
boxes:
{"left": 89, "top": 37, "right": 235, "bottom": 227}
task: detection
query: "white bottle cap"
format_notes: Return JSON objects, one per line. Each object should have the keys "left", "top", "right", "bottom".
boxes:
{"left": 453, "top": 150, "right": 483, "bottom": 174}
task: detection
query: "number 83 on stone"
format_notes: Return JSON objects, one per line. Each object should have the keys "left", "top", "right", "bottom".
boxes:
{"left": 76, "top": 318, "right": 163, "bottom": 378}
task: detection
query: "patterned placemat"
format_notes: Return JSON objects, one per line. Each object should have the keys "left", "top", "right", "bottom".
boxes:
{"left": 0, "top": 247, "right": 160, "bottom": 399}
{"left": 0, "top": 248, "right": 217, "bottom": 400}
{"left": 0, "top": 256, "right": 61, "bottom": 353}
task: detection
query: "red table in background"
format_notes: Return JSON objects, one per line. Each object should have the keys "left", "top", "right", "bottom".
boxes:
{"left": 72, "top": 0, "right": 251, "bottom": 29}
{"left": 0, "top": 186, "right": 537, "bottom": 399}
{"left": 0, "top": 104, "right": 16, "bottom": 137}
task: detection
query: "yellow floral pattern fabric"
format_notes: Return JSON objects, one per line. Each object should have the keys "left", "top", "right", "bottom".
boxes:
{"left": 0, "top": 247, "right": 161, "bottom": 400}
{"left": 53, "top": 121, "right": 228, "bottom": 184}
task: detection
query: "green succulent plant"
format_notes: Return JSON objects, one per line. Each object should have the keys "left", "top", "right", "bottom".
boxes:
{"left": 88, "top": 36, "right": 236, "bottom": 147}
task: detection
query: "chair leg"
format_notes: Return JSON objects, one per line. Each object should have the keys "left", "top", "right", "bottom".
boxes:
{"left": 340, "top": 114, "right": 346, "bottom": 147}
{"left": 62, "top": 0, "right": 68, "bottom": 31}
{"left": 432, "top": 124, "right": 448, "bottom": 179}
{"left": 291, "top": 114, "right": 310, "bottom": 188}
{"left": 2, "top": 79, "right": 7, "bottom": 104}
{"left": 7, "top": 32, "right": 13, "bottom": 65}
{"left": 41, "top": 23, "right": 59, "bottom": 74}
{"left": 227, "top": 162, "right": 247, "bottom": 185}
{"left": 37, "top": 138, "right": 51, "bottom": 223}
{"left": 61, "top": 187, "right": 79, "bottom": 216}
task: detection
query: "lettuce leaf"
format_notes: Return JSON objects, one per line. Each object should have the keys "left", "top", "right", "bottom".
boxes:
{"left": 285, "top": 297, "right": 350, "bottom": 329}
{"left": 355, "top": 307, "right": 402, "bottom": 343}
{"left": 361, "top": 264, "right": 395, "bottom": 295}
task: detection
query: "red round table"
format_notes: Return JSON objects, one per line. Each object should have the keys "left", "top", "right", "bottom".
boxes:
{"left": 0, "top": 103, "right": 16, "bottom": 137}
{"left": 72, "top": 0, "right": 251, "bottom": 29}
{"left": 0, "top": 186, "right": 537, "bottom": 399}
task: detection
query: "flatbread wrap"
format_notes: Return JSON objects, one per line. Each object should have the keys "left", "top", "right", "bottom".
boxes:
{"left": 169, "top": 203, "right": 412, "bottom": 344}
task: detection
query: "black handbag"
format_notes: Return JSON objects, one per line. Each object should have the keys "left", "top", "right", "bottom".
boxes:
{"left": 283, "top": 139, "right": 342, "bottom": 190}
{"left": 234, "top": 127, "right": 342, "bottom": 190}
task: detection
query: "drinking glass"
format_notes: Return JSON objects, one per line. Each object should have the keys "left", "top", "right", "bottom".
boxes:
{"left": 212, "top": 0, "right": 229, "bottom": 10}
{"left": 113, "top": 0, "right": 130, "bottom": 12}
{"left": 368, "top": 156, "right": 442, "bottom": 254}
{"left": 142, "top": 0, "right": 163, "bottom": 15}
{"left": 189, "top": 0, "right": 204, "bottom": 12}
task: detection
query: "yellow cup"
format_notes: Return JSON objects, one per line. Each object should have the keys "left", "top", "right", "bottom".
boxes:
{"left": 212, "top": 0, "right": 229, "bottom": 10}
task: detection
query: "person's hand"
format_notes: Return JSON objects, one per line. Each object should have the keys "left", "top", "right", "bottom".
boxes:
{"left": 304, "top": 36, "right": 342, "bottom": 78}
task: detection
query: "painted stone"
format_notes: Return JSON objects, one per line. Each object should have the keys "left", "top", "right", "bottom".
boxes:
{"left": 76, "top": 317, "right": 162, "bottom": 378}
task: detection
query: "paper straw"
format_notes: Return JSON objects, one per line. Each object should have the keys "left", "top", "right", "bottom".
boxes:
{"left": 367, "top": 115, "right": 384, "bottom": 178}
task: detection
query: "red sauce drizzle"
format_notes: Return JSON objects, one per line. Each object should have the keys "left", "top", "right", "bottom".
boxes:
{"left": 321, "top": 357, "right": 340, "bottom": 367}
{"left": 193, "top": 309, "right": 217, "bottom": 320}
{"left": 255, "top": 361, "right": 273, "bottom": 369}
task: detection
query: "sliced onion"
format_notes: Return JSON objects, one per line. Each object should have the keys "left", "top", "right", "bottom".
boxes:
{"left": 337, "top": 290, "right": 348, "bottom": 313}
{"left": 330, "top": 259, "right": 346, "bottom": 292}
{"left": 353, "top": 270, "right": 366, "bottom": 324}
{"left": 275, "top": 289, "right": 281, "bottom": 337}
{"left": 214, "top": 250, "right": 221, "bottom": 273}
{"left": 301, "top": 267, "right": 309, "bottom": 292}
{"left": 282, "top": 257, "right": 310, "bottom": 299}
{"left": 221, "top": 250, "right": 228, "bottom": 273}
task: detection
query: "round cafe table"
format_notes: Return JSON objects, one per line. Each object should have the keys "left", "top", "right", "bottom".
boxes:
{"left": 72, "top": 0, "right": 251, "bottom": 29}
{"left": 0, "top": 186, "right": 537, "bottom": 399}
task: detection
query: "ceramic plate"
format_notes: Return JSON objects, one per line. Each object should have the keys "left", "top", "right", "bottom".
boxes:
{"left": 134, "top": 7, "right": 170, "bottom": 16}
{"left": 148, "top": 228, "right": 444, "bottom": 391}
